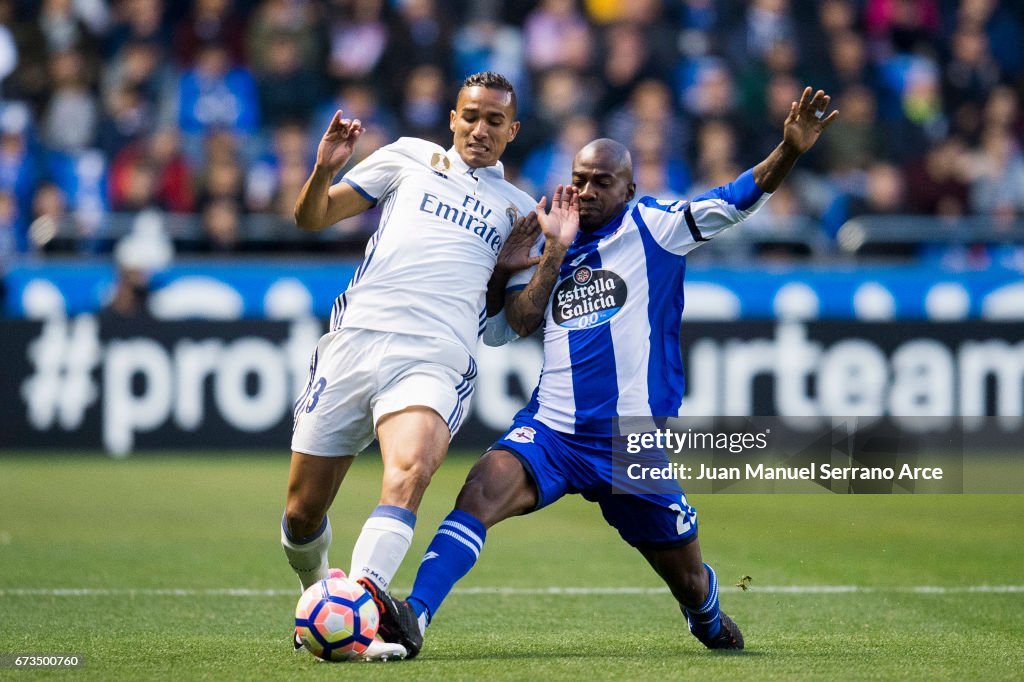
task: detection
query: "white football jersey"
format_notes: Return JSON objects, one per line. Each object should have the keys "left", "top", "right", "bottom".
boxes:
{"left": 330, "top": 138, "right": 536, "bottom": 355}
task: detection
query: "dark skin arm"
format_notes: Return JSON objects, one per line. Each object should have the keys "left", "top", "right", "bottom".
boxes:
{"left": 505, "top": 185, "right": 579, "bottom": 337}
{"left": 753, "top": 87, "right": 838, "bottom": 193}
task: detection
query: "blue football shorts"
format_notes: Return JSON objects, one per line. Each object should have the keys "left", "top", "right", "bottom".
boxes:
{"left": 491, "top": 415, "right": 698, "bottom": 549}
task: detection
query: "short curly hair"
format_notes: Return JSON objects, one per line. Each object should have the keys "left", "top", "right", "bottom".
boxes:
{"left": 460, "top": 71, "right": 517, "bottom": 115}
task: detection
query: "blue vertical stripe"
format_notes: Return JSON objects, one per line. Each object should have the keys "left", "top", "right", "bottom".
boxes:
{"left": 563, "top": 244, "right": 619, "bottom": 434}
{"left": 632, "top": 206, "right": 688, "bottom": 416}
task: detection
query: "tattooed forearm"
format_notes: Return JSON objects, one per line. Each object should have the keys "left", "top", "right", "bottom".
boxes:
{"left": 506, "top": 241, "right": 567, "bottom": 336}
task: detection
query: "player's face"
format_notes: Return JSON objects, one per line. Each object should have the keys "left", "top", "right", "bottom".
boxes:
{"left": 450, "top": 86, "right": 520, "bottom": 168}
{"left": 572, "top": 152, "right": 635, "bottom": 232}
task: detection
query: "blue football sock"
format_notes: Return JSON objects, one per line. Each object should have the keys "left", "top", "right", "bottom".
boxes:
{"left": 683, "top": 563, "right": 722, "bottom": 643}
{"left": 407, "top": 509, "right": 486, "bottom": 624}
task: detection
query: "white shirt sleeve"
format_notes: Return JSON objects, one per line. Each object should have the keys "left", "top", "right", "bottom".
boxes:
{"left": 339, "top": 143, "right": 407, "bottom": 205}
{"left": 481, "top": 309, "right": 522, "bottom": 346}
{"left": 636, "top": 168, "right": 772, "bottom": 256}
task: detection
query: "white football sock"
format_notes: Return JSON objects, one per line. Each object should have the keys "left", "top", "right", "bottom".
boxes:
{"left": 281, "top": 514, "right": 332, "bottom": 591}
{"left": 350, "top": 505, "right": 416, "bottom": 591}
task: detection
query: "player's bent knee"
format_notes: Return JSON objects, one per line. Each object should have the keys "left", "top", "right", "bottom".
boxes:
{"left": 455, "top": 450, "right": 535, "bottom": 527}
{"left": 380, "top": 460, "right": 436, "bottom": 509}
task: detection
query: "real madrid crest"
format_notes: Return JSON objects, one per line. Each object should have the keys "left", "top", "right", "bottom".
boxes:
{"left": 430, "top": 152, "right": 451, "bottom": 172}
{"left": 505, "top": 203, "right": 519, "bottom": 224}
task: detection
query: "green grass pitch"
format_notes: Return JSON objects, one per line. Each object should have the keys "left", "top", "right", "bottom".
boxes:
{"left": 0, "top": 452, "right": 1021, "bottom": 680}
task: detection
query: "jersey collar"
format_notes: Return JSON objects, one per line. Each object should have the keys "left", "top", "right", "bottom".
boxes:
{"left": 575, "top": 206, "right": 628, "bottom": 243}
{"left": 447, "top": 146, "right": 505, "bottom": 179}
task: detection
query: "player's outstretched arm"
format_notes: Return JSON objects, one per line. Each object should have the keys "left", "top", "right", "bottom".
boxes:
{"left": 505, "top": 185, "right": 579, "bottom": 336}
{"left": 753, "top": 87, "right": 838, "bottom": 193}
{"left": 294, "top": 111, "right": 372, "bottom": 230}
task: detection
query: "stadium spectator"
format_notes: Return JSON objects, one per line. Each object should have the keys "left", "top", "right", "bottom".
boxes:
{"left": 255, "top": 31, "right": 323, "bottom": 128}
{"left": 41, "top": 48, "right": 99, "bottom": 153}
{"left": 520, "top": 113, "right": 597, "bottom": 197}
{"left": 727, "top": 0, "right": 797, "bottom": 66}
{"left": 954, "top": 0, "right": 1022, "bottom": 76}
{"left": 0, "top": 2, "right": 18, "bottom": 95}
{"left": 904, "top": 137, "right": 971, "bottom": 216}
{"left": 395, "top": 64, "right": 450, "bottom": 146}
{"left": 109, "top": 128, "right": 193, "bottom": 213}
{"left": 523, "top": 0, "right": 591, "bottom": 74}
{"left": 195, "top": 152, "right": 244, "bottom": 212}
{"left": 325, "top": 0, "right": 389, "bottom": 83}
{"left": 176, "top": 42, "right": 259, "bottom": 159}
{"left": 515, "top": 66, "right": 594, "bottom": 158}
{"left": 105, "top": 0, "right": 169, "bottom": 59}
{"left": 247, "top": 0, "right": 321, "bottom": 77}
{"left": 100, "top": 39, "right": 176, "bottom": 127}
{"left": 691, "top": 119, "right": 738, "bottom": 189}
{"left": 199, "top": 196, "right": 241, "bottom": 252}
{"left": 629, "top": 121, "right": 690, "bottom": 199}
{"left": 451, "top": 15, "right": 525, "bottom": 92}
{"left": 28, "top": 180, "right": 67, "bottom": 250}
{"left": 818, "top": 31, "right": 878, "bottom": 95}
{"left": 983, "top": 85, "right": 1023, "bottom": 139}
{"left": 0, "top": 188, "right": 19, "bottom": 261}
{"left": 822, "top": 85, "right": 883, "bottom": 174}
{"left": 596, "top": 22, "right": 660, "bottom": 112}
{"left": 747, "top": 72, "right": 802, "bottom": 164}
{"left": 0, "top": 104, "right": 35, "bottom": 250}
{"left": 864, "top": 0, "right": 941, "bottom": 55}
{"left": 246, "top": 121, "right": 311, "bottom": 216}
{"left": 173, "top": 0, "right": 247, "bottom": 67}
{"left": 846, "top": 161, "right": 908, "bottom": 219}
{"left": 99, "top": 263, "right": 152, "bottom": 320}
{"left": 605, "top": 79, "right": 688, "bottom": 162}
{"left": 97, "top": 85, "right": 153, "bottom": 156}
{"left": 38, "top": 0, "right": 101, "bottom": 54}
{"left": 379, "top": 0, "right": 452, "bottom": 93}
{"left": 967, "top": 126, "right": 1024, "bottom": 220}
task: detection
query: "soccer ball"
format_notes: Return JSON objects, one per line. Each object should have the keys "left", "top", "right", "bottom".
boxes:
{"left": 294, "top": 577, "right": 379, "bottom": 661}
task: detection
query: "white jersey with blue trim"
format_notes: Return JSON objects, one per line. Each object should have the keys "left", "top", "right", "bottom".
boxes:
{"left": 330, "top": 137, "right": 536, "bottom": 355}
{"left": 512, "top": 168, "right": 771, "bottom": 436}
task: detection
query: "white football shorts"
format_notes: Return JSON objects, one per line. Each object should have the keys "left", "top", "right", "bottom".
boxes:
{"left": 291, "top": 327, "right": 477, "bottom": 457}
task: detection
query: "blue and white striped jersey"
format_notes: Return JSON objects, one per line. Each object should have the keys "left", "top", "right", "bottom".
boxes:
{"left": 511, "top": 169, "right": 771, "bottom": 436}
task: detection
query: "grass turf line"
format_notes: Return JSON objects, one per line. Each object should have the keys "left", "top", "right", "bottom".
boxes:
{"left": 0, "top": 452, "right": 1021, "bottom": 680}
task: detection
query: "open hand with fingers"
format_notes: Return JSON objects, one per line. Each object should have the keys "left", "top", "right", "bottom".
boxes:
{"left": 783, "top": 87, "right": 839, "bottom": 155}
{"left": 497, "top": 211, "right": 541, "bottom": 274}
{"left": 536, "top": 185, "right": 580, "bottom": 249}
{"left": 317, "top": 110, "right": 364, "bottom": 174}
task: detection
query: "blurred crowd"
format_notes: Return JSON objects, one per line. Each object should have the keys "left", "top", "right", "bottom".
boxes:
{"left": 0, "top": 0, "right": 1022, "bottom": 262}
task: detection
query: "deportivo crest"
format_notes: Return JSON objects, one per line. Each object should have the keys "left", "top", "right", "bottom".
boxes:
{"left": 430, "top": 152, "right": 451, "bottom": 172}
{"left": 507, "top": 426, "right": 536, "bottom": 443}
{"left": 552, "top": 267, "right": 628, "bottom": 329}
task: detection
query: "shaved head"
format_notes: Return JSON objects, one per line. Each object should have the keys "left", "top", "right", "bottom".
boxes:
{"left": 572, "top": 138, "right": 636, "bottom": 231}
{"left": 577, "top": 138, "right": 633, "bottom": 183}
